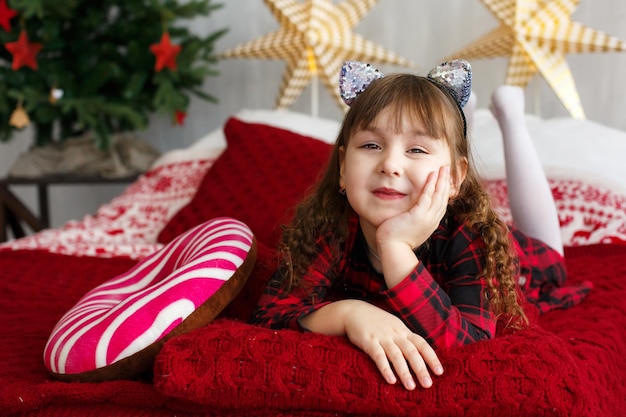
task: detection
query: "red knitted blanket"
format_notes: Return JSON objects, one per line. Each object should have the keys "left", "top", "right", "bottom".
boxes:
{"left": 1, "top": 244, "right": 625, "bottom": 417}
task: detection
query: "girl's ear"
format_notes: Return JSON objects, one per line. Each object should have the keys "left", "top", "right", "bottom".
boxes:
{"left": 450, "top": 157, "right": 468, "bottom": 198}
{"left": 339, "top": 145, "right": 346, "bottom": 190}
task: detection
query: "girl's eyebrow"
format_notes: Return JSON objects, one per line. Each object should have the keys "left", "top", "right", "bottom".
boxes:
{"left": 357, "top": 125, "right": 381, "bottom": 133}
{"left": 360, "top": 124, "right": 432, "bottom": 138}
{"left": 409, "top": 130, "right": 434, "bottom": 139}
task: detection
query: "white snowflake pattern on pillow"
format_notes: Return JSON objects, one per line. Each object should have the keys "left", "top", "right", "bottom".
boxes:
{"left": 0, "top": 158, "right": 215, "bottom": 259}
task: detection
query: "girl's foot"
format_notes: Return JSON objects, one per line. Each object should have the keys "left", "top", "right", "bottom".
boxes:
{"left": 489, "top": 85, "right": 525, "bottom": 126}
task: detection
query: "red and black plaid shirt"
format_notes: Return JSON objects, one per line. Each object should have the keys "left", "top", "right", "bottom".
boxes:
{"left": 251, "top": 213, "right": 591, "bottom": 350}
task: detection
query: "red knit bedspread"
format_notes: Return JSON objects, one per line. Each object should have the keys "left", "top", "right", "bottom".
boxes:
{"left": 1, "top": 244, "right": 625, "bottom": 417}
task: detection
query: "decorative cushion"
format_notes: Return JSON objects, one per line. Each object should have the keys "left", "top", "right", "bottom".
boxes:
{"left": 485, "top": 178, "right": 626, "bottom": 246}
{"left": 153, "top": 319, "right": 592, "bottom": 416}
{"left": 153, "top": 243, "right": 626, "bottom": 417}
{"left": 233, "top": 108, "right": 340, "bottom": 144}
{"left": 186, "top": 108, "right": 340, "bottom": 153}
{"left": 44, "top": 217, "right": 257, "bottom": 382}
{"left": 157, "top": 117, "right": 333, "bottom": 248}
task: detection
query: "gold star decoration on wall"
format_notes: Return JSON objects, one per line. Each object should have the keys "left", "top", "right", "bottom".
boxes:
{"left": 444, "top": 0, "right": 626, "bottom": 119}
{"left": 219, "top": 0, "right": 414, "bottom": 110}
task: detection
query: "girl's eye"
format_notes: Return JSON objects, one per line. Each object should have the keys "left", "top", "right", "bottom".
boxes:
{"left": 407, "top": 147, "right": 426, "bottom": 154}
{"left": 361, "top": 143, "right": 380, "bottom": 150}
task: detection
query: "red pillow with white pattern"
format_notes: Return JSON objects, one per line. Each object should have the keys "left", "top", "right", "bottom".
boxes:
{"left": 485, "top": 177, "right": 626, "bottom": 246}
{"left": 1, "top": 158, "right": 215, "bottom": 259}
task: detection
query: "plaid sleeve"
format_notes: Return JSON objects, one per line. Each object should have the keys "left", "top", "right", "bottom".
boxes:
{"left": 382, "top": 226, "right": 495, "bottom": 350}
{"left": 249, "top": 242, "right": 334, "bottom": 331}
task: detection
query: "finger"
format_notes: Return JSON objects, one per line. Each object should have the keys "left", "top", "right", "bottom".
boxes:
{"left": 409, "top": 334, "right": 444, "bottom": 380}
{"left": 436, "top": 165, "right": 450, "bottom": 190}
{"left": 416, "top": 170, "right": 439, "bottom": 208}
{"left": 394, "top": 338, "right": 432, "bottom": 389}
{"left": 434, "top": 166, "right": 451, "bottom": 203}
{"left": 381, "top": 341, "right": 417, "bottom": 390}
{"left": 430, "top": 166, "right": 451, "bottom": 216}
{"left": 365, "top": 343, "right": 398, "bottom": 386}
{"left": 425, "top": 167, "right": 450, "bottom": 207}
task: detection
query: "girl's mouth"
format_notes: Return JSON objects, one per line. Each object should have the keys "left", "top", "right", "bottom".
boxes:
{"left": 372, "top": 187, "right": 405, "bottom": 200}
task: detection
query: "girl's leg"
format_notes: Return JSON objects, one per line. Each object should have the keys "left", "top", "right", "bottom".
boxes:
{"left": 489, "top": 85, "right": 564, "bottom": 255}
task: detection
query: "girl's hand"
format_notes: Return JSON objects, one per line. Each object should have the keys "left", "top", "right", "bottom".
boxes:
{"left": 374, "top": 166, "right": 451, "bottom": 288}
{"left": 377, "top": 165, "right": 451, "bottom": 251}
{"left": 343, "top": 300, "right": 444, "bottom": 390}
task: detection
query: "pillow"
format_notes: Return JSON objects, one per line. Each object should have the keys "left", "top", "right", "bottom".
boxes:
{"left": 154, "top": 243, "right": 626, "bottom": 416}
{"left": 471, "top": 109, "right": 626, "bottom": 192}
{"left": 186, "top": 109, "right": 340, "bottom": 153}
{"left": 234, "top": 108, "right": 341, "bottom": 144}
{"left": 44, "top": 217, "right": 256, "bottom": 382}
{"left": 157, "top": 117, "right": 333, "bottom": 248}
{"left": 153, "top": 319, "right": 592, "bottom": 416}
{"left": 485, "top": 178, "right": 626, "bottom": 246}
{"left": 1, "top": 157, "right": 216, "bottom": 259}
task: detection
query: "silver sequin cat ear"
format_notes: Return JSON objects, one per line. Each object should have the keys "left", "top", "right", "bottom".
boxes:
{"left": 427, "top": 60, "right": 472, "bottom": 109}
{"left": 339, "top": 59, "right": 472, "bottom": 110}
{"left": 339, "top": 61, "right": 384, "bottom": 106}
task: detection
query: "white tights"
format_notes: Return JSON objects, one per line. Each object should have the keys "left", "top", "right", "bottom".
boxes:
{"left": 487, "top": 86, "right": 564, "bottom": 255}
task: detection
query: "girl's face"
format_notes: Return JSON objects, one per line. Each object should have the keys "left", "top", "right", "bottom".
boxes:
{"left": 339, "top": 105, "right": 465, "bottom": 233}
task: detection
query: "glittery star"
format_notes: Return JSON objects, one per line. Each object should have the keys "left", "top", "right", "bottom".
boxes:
{"left": 220, "top": 0, "right": 414, "bottom": 110}
{"left": 5, "top": 31, "right": 43, "bottom": 70}
{"left": 444, "top": 0, "right": 626, "bottom": 119}
{"left": 150, "top": 32, "right": 181, "bottom": 72}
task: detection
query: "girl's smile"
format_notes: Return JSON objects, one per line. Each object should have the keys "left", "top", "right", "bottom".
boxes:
{"left": 372, "top": 187, "right": 406, "bottom": 200}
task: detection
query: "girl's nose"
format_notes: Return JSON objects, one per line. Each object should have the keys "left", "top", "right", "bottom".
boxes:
{"left": 379, "top": 150, "right": 402, "bottom": 176}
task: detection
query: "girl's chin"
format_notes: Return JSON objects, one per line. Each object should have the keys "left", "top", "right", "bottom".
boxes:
{"left": 353, "top": 203, "right": 410, "bottom": 225}
{"left": 360, "top": 213, "right": 400, "bottom": 228}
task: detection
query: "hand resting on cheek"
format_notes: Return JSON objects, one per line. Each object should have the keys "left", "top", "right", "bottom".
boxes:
{"left": 375, "top": 165, "right": 452, "bottom": 289}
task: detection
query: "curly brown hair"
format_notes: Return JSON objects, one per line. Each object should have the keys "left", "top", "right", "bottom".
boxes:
{"left": 278, "top": 73, "right": 527, "bottom": 327}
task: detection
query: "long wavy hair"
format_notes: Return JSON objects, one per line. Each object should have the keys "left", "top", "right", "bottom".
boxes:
{"left": 278, "top": 73, "right": 527, "bottom": 327}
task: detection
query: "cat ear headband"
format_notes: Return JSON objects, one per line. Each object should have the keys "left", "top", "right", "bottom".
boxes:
{"left": 339, "top": 59, "right": 472, "bottom": 135}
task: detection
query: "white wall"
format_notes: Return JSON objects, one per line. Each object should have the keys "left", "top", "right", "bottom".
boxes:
{"left": 138, "top": 0, "right": 626, "bottom": 150}
{"left": 3, "top": 0, "right": 626, "bottom": 229}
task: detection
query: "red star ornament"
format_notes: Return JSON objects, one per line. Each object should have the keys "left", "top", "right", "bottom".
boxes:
{"left": 174, "top": 110, "right": 187, "bottom": 126}
{"left": 0, "top": 0, "right": 17, "bottom": 32}
{"left": 5, "top": 31, "right": 43, "bottom": 70}
{"left": 150, "top": 32, "right": 181, "bottom": 72}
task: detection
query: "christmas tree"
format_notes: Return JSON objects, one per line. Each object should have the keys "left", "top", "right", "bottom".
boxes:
{"left": 0, "top": 0, "right": 225, "bottom": 149}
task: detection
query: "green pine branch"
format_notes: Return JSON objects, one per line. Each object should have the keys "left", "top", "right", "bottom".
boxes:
{"left": 0, "top": 0, "right": 226, "bottom": 149}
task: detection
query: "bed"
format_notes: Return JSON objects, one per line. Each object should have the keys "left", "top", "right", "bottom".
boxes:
{"left": 1, "top": 108, "right": 625, "bottom": 417}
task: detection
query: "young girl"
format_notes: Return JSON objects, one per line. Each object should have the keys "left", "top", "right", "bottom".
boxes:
{"left": 250, "top": 61, "right": 591, "bottom": 391}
